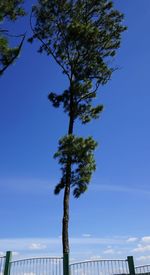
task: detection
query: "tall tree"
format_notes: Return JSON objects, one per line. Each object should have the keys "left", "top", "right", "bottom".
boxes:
{"left": 0, "top": 0, "right": 25, "bottom": 75}
{"left": 29, "top": 0, "right": 126, "bottom": 268}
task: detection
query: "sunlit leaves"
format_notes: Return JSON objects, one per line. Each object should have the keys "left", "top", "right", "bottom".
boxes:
{"left": 54, "top": 135, "right": 97, "bottom": 198}
{"left": 30, "top": 0, "right": 127, "bottom": 84}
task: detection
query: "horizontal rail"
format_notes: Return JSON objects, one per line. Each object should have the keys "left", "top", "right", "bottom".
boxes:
{"left": 136, "top": 265, "right": 150, "bottom": 269}
{"left": 70, "top": 258, "right": 129, "bottom": 275}
{"left": 70, "top": 258, "right": 128, "bottom": 265}
{"left": 11, "top": 256, "right": 63, "bottom": 263}
{"left": 135, "top": 264, "right": 150, "bottom": 274}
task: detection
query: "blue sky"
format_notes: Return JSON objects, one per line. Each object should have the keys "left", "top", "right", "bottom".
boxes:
{"left": 0, "top": 0, "right": 150, "bottom": 265}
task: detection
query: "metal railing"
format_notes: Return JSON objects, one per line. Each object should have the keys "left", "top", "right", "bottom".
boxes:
{"left": 10, "top": 256, "right": 63, "bottom": 275}
{"left": 1, "top": 251, "right": 150, "bottom": 275}
{"left": 135, "top": 264, "right": 150, "bottom": 275}
{"left": 70, "top": 258, "right": 129, "bottom": 275}
{"left": 0, "top": 256, "right": 5, "bottom": 275}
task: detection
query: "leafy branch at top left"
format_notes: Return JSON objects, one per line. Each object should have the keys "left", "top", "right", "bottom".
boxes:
{"left": 0, "top": 0, "right": 26, "bottom": 76}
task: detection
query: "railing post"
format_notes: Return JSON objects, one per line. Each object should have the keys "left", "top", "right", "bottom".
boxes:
{"left": 127, "top": 256, "right": 136, "bottom": 275}
{"left": 4, "top": 251, "right": 12, "bottom": 275}
{"left": 63, "top": 252, "right": 70, "bottom": 275}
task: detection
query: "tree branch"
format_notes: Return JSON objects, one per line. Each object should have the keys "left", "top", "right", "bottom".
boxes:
{"left": 77, "top": 91, "right": 96, "bottom": 104}
{"left": 0, "top": 33, "right": 26, "bottom": 75}
{"left": 30, "top": 10, "right": 71, "bottom": 82}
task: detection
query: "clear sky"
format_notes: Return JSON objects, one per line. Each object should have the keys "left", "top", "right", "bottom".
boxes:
{"left": 0, "top": 0, "right": 150, "bottom": 265}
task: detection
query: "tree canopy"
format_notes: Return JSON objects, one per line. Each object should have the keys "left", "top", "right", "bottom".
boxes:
{"left": 30, "top": 0, "right": 127, "bottom": 261}
{"left": 30, "top": 0, "right": 126, "bottom": 198}
{"left": 0, "top": 0, "right": 25, "bottom": 75}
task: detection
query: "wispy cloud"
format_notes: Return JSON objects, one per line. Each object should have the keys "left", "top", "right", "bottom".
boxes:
{"left": 91, "top": 184, "right": 150, "bottom": 197}
{"left": 1, "top": 178, "right": 150, "bottom": 197}
{"left": 0, "top": 236, "right": 127, "bottom": 253}
{"left": 82, "top": 234, "right": 91, "bottom": 238}
{"left": 103, "top": 246, "right": 122, "bottom": 255}
{"left": 1, "top": 236, "right": 150, "bottom": 265}
{"left": 141, "top": 236, "right": 150, "bottom": 243}
{"left": 127, "top": 237, "right": 139, "bottom": 243}
{"left": 70, "top": 237, "right": 127, "bottom": 245}
{"left": 29, "top": 243, "right": 47, "bottom": 250}
{"left": 0, "top": 238, "right": 61, "bottom": 251}
{"left": 132, "top": 244, "right": 150, "bottom": 253}
{"left": 103, "top": 248, "right": 115, "bottom": 255}
{"left": 0, "top": 178, "right": 54, "bottom": 195}
{"left": 136, "top": 255, "right": 150, "bottom": 262}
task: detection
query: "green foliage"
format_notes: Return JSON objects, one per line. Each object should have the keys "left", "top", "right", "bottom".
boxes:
{"left": 0, "top": 0, "right": 25, "bottom": 75}
{"left": 54, "top": 135, "right": 97, "bottom": 198}
{"left": 48, "top": 80, "right": 104, "bottom": 124}
{"left": 30, "top": 0, "right": 127, "bottom": 253}
{"left": 30, "top": 0, "right": 127, "bottom": 198}
{"left": 0, "top": 0, "right": 25, "bottom": 21}
{"left": 30, "top": 0, "right": 126, "bottom": 84}
{"left": 31, "top": 0, "right": 126, "bottom": 130}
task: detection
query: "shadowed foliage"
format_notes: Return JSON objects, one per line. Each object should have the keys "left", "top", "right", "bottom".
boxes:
{"left": 30, "top": 0, "right": 127, "bottom": 256}
{"left": 0, "top": 0, "right": 25, "bottom": 75}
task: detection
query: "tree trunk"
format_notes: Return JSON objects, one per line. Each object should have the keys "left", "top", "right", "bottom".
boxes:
{"left": 62, "top": 171, "right": 71, "bottom": 254}
{"left": 62, "top": 84, "right": 74, "bottom": 254}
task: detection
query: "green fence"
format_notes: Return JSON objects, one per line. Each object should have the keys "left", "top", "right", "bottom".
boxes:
{"left": 10, "top": 256, "right": 63, "bottom": 275}
{"left": 70, "top": 256, "right": 136, "bottom": 275}
{"left": 135, "top": 264, "right": 150, "bottom": 275}
{"left": 0, "top": 251, "right": 12, "bottom": 275}
{"left": 1, "top": 251, "right": 150, "bottom": 275}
